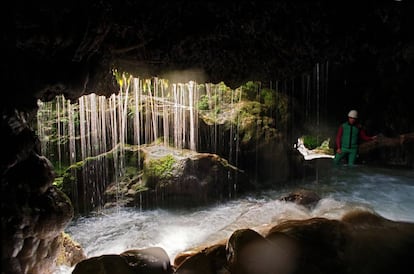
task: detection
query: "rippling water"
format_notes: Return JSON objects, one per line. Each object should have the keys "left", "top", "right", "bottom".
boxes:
{"left": 56, "top": 165, "right": 414, "bottom": 273}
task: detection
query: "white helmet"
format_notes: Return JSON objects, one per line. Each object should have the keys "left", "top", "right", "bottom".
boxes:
{"left": 348, "top": 110, "right": 358, "bottom": 118}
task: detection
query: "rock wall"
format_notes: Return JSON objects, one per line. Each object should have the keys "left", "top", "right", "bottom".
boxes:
{"left": 1, "top": 110, "right": 74, "bottom": 274}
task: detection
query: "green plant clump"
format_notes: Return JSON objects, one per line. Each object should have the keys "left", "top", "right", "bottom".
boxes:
{"left": 197, "top": 95, "right": 210, "bottom": 110}
{"left": 241, "top": 81, "right": 260, "bottom": 101}
{"left": 260, "top": 88, "right": 276, "bottom": 109}
{"left": 302, "top": 135, "right": 322, "bottom": 150}
{"left": 146, "top": 154, "right": 176, "bottom": 180}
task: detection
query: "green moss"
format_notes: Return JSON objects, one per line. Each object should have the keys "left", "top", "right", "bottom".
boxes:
{"left": 57, "top": 160, "right": 84, "bottom": 197}
{"left": 125, "top": 166, "right": 139, "bottom": 180}
{"left": 302, "top": 136, "right": 333, "bottom": 154}
{"left": 53, "top": 177, "right": 64, "bottom": 190}
{"left": 240, "top": 101, "right": 262, "bottom": 117}
{"left": 146, "top": 154, "right": 176, "bottom": 180}
{"left": 302, "top": 135, "right": 321, "bottom": 150}
{"left": 241, "top": 81, "right": 260, "bottom": 101}
{"left": 197, "top": 94, "right": 210, "bottom": 110}
{"left": 53, "top": 163, "right": 70, "bottom": 177}
{"left": 260, "top": 88, "right": 276, "bottom": 109}
{"left": 131, "top": 182, "right": 148, "bottom": 192}
{"left": 124, "top": 147, "right": 142, "bottom": 167}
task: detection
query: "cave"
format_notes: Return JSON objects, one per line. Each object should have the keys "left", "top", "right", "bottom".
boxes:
{"left": 2, "top": 1, "right": 414, "bottom": 274}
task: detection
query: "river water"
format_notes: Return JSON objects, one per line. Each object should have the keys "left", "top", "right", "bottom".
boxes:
{"left": 56, "top": 165, "right": 414, "bottom": 273}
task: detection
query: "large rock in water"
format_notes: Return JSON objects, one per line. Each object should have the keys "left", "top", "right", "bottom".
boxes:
{"left": 173, "top": 209, "right": 414, "bottom": 274}
{"left": 105, "top": 144, "right": 251, "bottom": 208}
{"left": 73, "top": 246, "right": 172, "bottom": 274}
{"left": 279, "top": 189, "right": 321, "bottom": 209}
{"left": 174, "top": 244, "right": 227, "bottom": 274}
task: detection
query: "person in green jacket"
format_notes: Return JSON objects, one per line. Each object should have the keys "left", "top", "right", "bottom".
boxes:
{"left": 333, "top": 109, "right": 377, "bottom": 166}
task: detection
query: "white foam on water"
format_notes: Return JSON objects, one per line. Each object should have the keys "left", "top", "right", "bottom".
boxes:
{"left": 55, "top": 166, "right": 414, "bottom": 274}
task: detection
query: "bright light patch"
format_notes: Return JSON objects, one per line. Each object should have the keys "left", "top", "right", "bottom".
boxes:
{"left": 157, "top": 225, "right": 207, "bottom": 259}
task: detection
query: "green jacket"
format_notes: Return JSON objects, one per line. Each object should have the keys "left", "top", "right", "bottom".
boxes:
{"left": 340, "top": 122, "right": 360, "bottom": 149}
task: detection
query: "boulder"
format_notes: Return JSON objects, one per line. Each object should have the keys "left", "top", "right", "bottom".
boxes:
{"left": 226, "top": 228, "right": 280, "bottom": 274}
{"left": 106, "top": 144, "right": 250, "bottom": 208}
{"left": 73, "top": 246, "right": 173, "bottom": 274}
{"left": 279, "top": 189, "right": 321, "bottom": 209}
{"left": 174, "top": 243, "right": 227, "bottom": 274}
{"left": 172, "top": 210, "right": 414, "bottom": 274}
{"left": 56, "top": 232, "right": 86, "bottom": 267}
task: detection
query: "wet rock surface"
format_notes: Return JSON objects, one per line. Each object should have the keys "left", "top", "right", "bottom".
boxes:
{"left": 1, "top": 111, "right": 74, "bottom": 274}
{"left": 279, "top": 189, "right": 322, "bottom": 209}
{"left": 70, "top": 210, "right": 414, "bottom": 274}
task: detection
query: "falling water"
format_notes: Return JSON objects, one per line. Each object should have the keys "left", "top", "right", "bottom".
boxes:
{"left": 315, "top": 62, "right": 321, "bottom": 183}
{"left": 37, "top": 96, "right": 72, "bottom": 169}
{"left": 67, "top": 101, "right": 76, "bottom": 166}
{"left": 37, "top": 70, "right": 332, "bottom": 213}
{"left": 198, "top": 82, "right": 242, "bottom": 168}
{"left": 36, "top": 100, "right": 49, "bottom": 159}
{"left": 56, "top": 96, "right": 62, "bottom": 170}
{"left": 295, "top": 61, "right": 330, "bottom": 130}
{"left": 188, "top": 81, "right": 197, "bottom": 151}
{"left": 37, "top": 76, "right": 211, "bottom": 212}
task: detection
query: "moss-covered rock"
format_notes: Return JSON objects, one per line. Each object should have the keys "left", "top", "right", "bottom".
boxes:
{"left": 104, "top": 144, "right": 250, "bottom": 209}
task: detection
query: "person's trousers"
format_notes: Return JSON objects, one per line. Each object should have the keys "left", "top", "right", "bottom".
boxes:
{"left": 333, "top": 147, "right": 358, "bottom": 166}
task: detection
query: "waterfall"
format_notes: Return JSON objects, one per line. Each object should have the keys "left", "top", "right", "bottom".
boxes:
{"left": 37, "top": 76, "right": 208, "bottom": 213}
{"left": 67, "top": 100, "right": 76, "bottom": 166}
{"left": 161, "top": 79, "right": 169, "bottom": 147}
{"left": 56, "top": 96, "right": 62, "bottom": 170}
{"left": 37, "top": 100, "right": 50, "bottom": 160}
{"left": 36, "top": 68, "right": 330, "bottom": 213}
{"left": 316, "top": 62, "right": 320, "bottom": 130}
{"left": 188, "top": 81, "right": 197, "bottom": 151}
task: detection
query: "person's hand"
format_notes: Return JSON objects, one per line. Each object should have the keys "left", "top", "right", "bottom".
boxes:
{"left": 336, "top": 148, "right": 342, "bottom": 154}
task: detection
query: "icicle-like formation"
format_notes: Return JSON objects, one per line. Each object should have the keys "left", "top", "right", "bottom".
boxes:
{"left": 36, "top": 75, "right": 262, "bottom": 212}
{"left": 36, "top": 76, "right": 205, "bottom": 210}
{"left": 37, "top": 76, "right": 206, "bottom": 158}
{"left": 67, "top": 100, "right": 76, "bottom": 165}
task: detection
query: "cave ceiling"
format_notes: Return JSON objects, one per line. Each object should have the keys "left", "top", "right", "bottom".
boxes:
{"left": 4, "top": 1, "right": 413, "bottom": 110}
